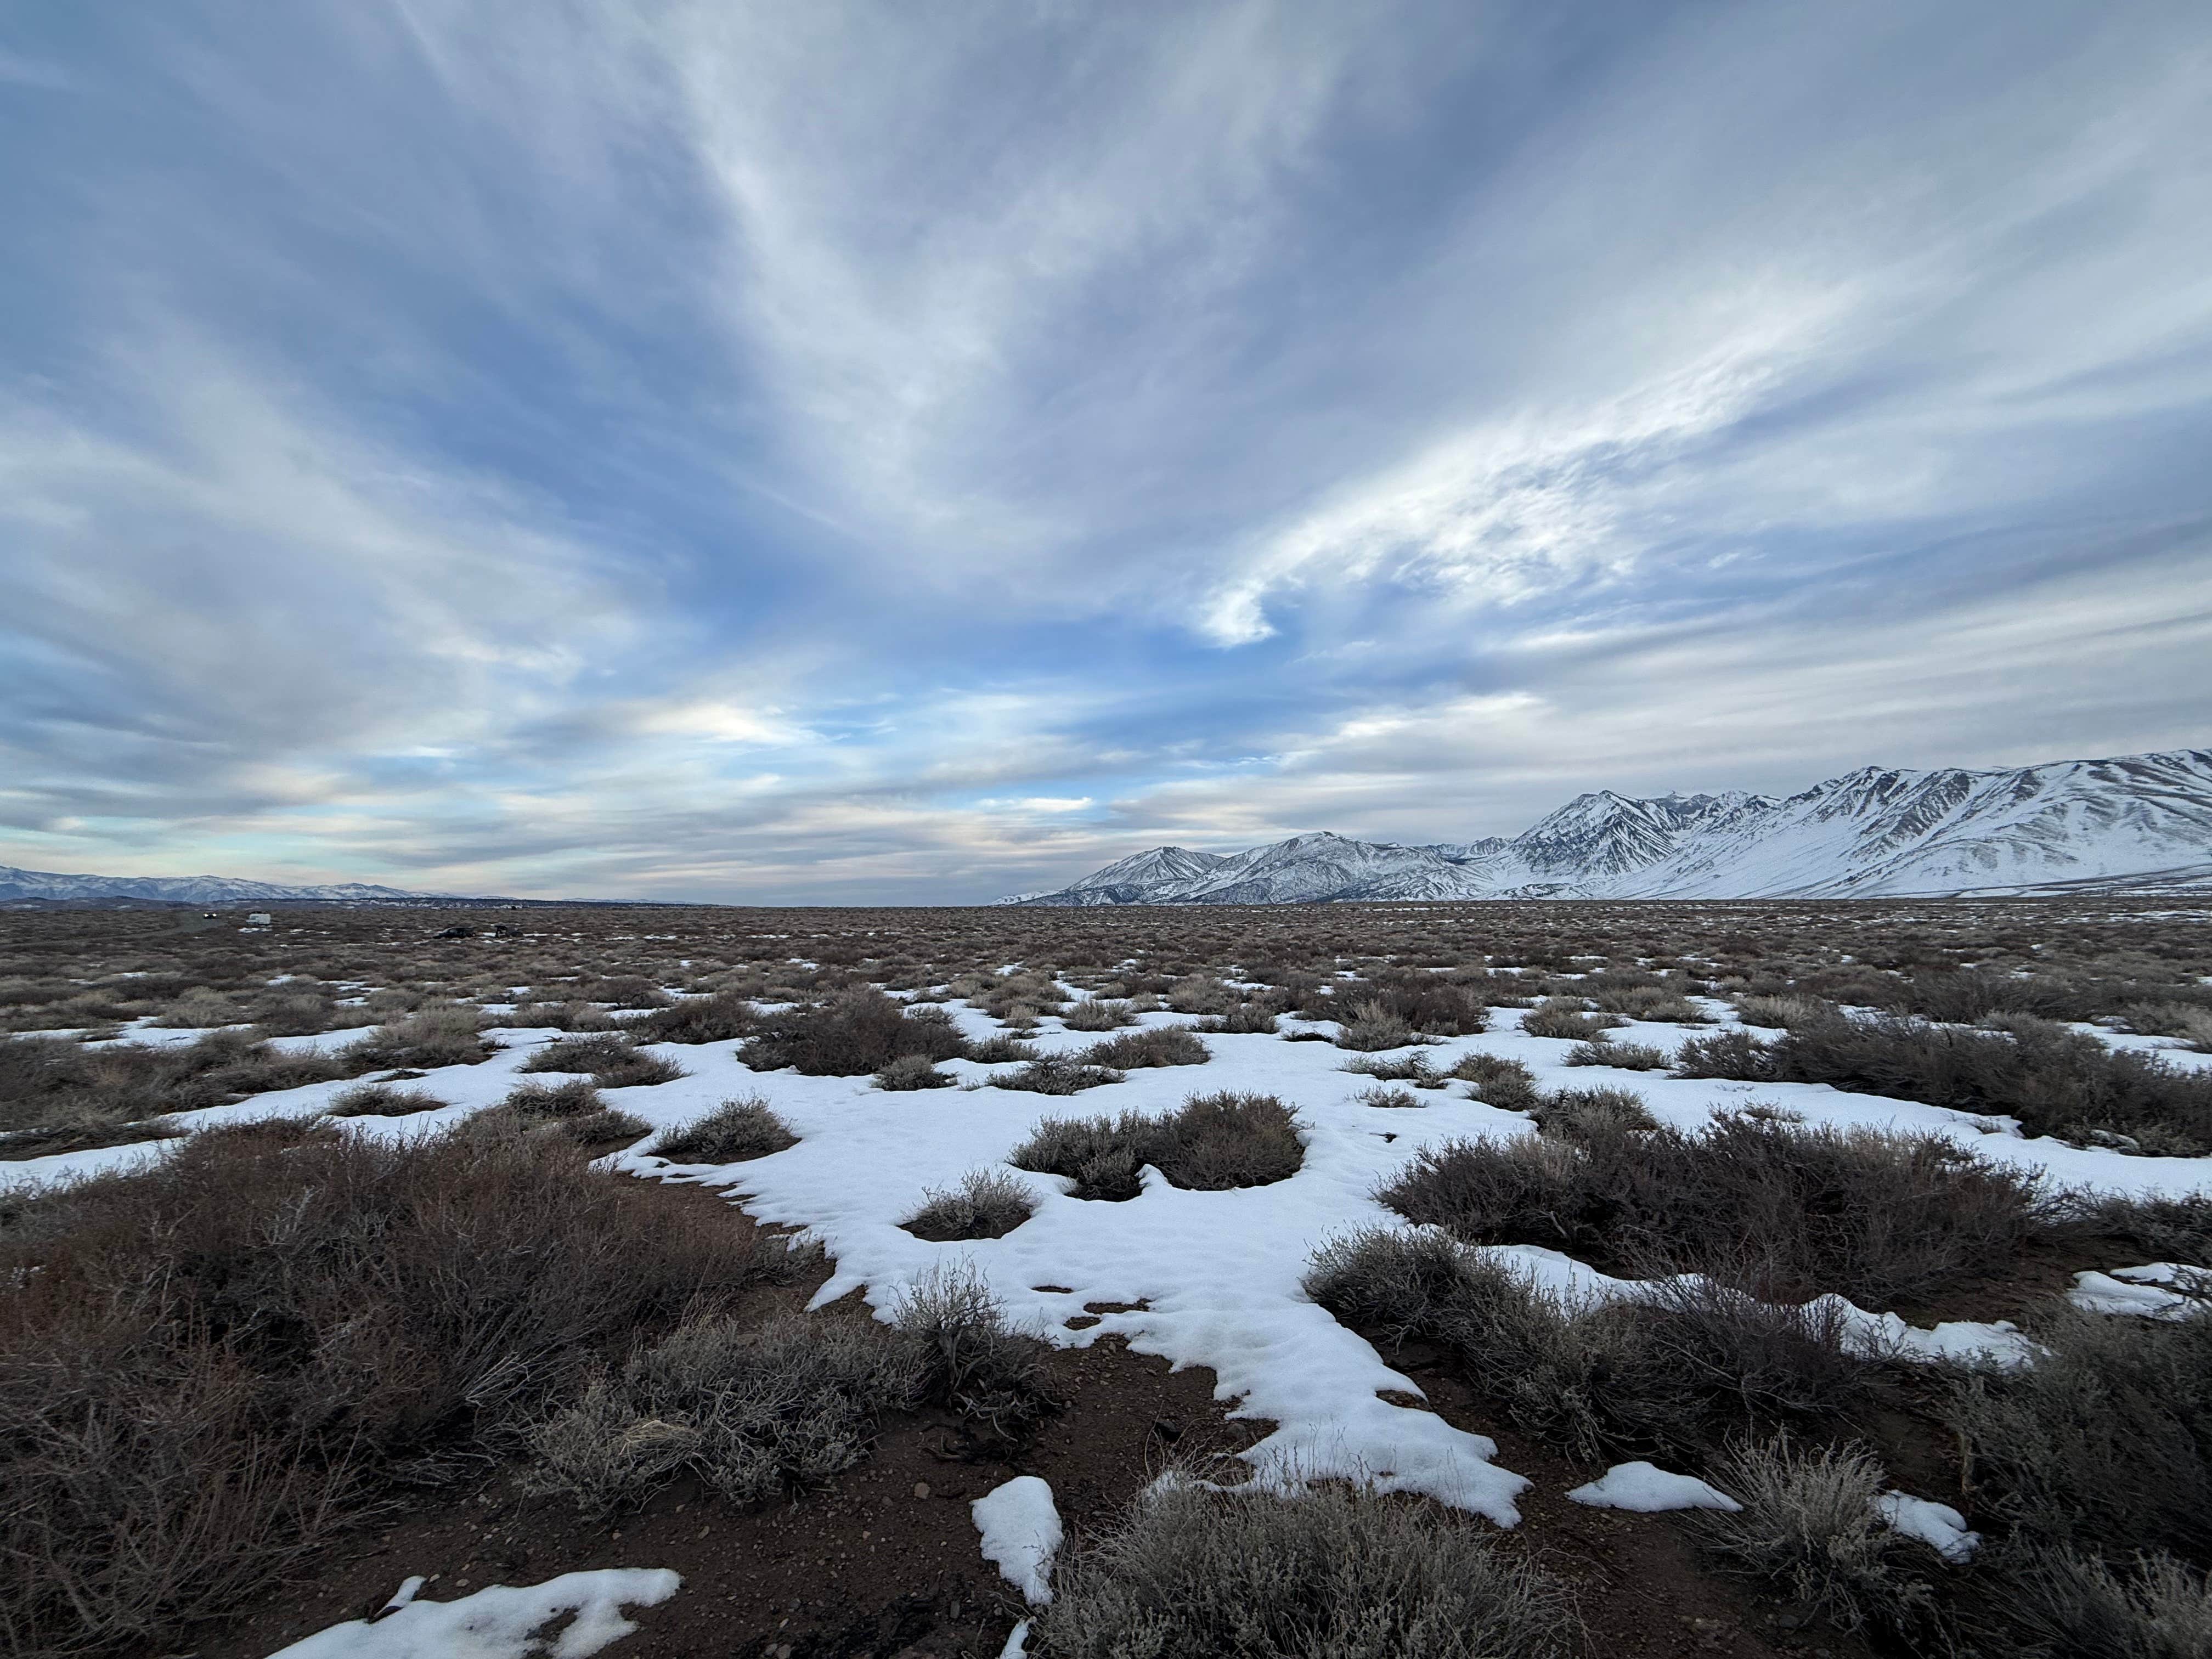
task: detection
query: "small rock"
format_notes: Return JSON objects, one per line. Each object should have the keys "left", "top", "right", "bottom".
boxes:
{"left": 915, "top": 1481, "right": 932, "bottom": 1499}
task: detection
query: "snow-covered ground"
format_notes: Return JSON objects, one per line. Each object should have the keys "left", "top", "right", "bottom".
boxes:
{"left": 17, "top": 996, "right": 2212, "bottom": 1530}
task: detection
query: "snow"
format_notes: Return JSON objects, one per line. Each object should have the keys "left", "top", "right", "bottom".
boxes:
{"left": 1006, "top": 747, "right": 2212, "bottom": 904}
{"left": 1566, "top": 1462, "right": 1741, "bottom": 1513}
{"left": 997, "top": 1621, "right": 1031, "bottom": 1658}
{"left": 972, "top": 1476, "right": 1062, "bottom": 1607}
{"left": 1874, "top": 1493, "right": 1980, "bottom": 1562}
{"left": 263, "top": 1568, "right": 679, "bottom": 1659}
{"left": 2069, "top": 1264, "right": 2212, "bottom": 1319}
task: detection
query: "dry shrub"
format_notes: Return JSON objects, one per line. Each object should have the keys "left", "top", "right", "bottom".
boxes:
{"left": 1948, "top": 1306, "right": 2212, "bottom": 1566}
{"left": 891, "top": 1264, "right": 1054, "bottom": 1447}
{"left": 1334, "top": 999, "right": 1418, "bottom": 1052}
{"left": 1341, "top": 972, "right": 1491, "bottom": 1036}
{"left": 873, "top": 1052, "right": 954, "bottom": 1091}
{"left": 0, "top": 1120, "right": 762, "bottom": 1655}
{"left": 1356, "top": 1085, "right": 1425, "bottom": 1109}
{"left": 1450, "top": 1052, "right": 1542, "bottom": 1111}
{"left": 325, "top": 1082, "right": 447, "bottom": 1118}
{"left": 651, "top": 1096, "right": 797, "bottom": 1163}
{"left": 1193, "top": 1003, "right": 1280, "bottom": 1034}
{"left": 153, "top": 985, "right": 243, "bottom": 1028}
{"left": 1689, "top": 1436, "right": 1940, "bottom": 1643}
{"left": 520, "top": 1033, "right": 686, "bottom": 1089}
{"left": 1344, "top": 1051, "right": 1443, "bottom": 1087}
{"left": 1062, "top": 998, "right": 1137, "bottom": 1031}
{"left": 996, "top": 1056, "right": 1126, "bottom": 1096}
{"left": 1734, "top": 994, "right": 1835, "bottom": 1030}
{"left": 1978, "top": 1541, "right": 2212, "bottom": 1659}
{"left": 741, "top": 991, "right": 968, "bottom": 1076}
{"left": 0, "top": 1033, "right": 345, "bottom": 1159}
{"left": 1380, "top": 1112, "right": 2045, "bottom": 1307}
{"left": 1528, "top": 1086, "right": 1659, "bottom": 1140}
{"left": 531, "top": 1311, "right": 917, "bottom": 1515}
{"left": 627, "top": 991, "right": 758, "bottom": 1045}
{"left": 1012, "top": 1092, "right": 1304, "bottom": 1201}
{"left": 1679, "top": 1011, "right": 2212, "bottom": 1155}
{"left": 902, "top": 1170, "right": 1037, "bottom": 1242}
{"left": 970, "top": 1034, "right": 1042, "bottom": 1064}
{"left": 1033, "top": 1479, "right": 1576, "bottom": 1659}
{"left": 1520, "top": 998, "right": 1627, "bottom": 1041}
{"left": 1164, "top": 975, "right": 1237, "bottom": 1015}
{"left": 1304, "top": 1230, "right": 1867, "bottom": 1463}
{"left": 343, "top": 1006, "right": 495, "bottom": 1070}
{"left": 1081, "top": 1026, "right": 1210, "bottom": 1069}
{"left": 1562, "top": 1039, "right": 1671, "bottom": 1071}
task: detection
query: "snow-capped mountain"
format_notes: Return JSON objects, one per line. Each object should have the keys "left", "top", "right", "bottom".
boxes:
{"left": 0, "top": 865, "right": 436, "bottom": 905}
{"left": 1007, "top": 748, "right": 2212, "bottom": 904}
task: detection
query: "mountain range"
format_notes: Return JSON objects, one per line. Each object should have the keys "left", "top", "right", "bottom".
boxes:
{"left": 0, "top": 866, "right": 437, "bottom": 906}
{"left": 1005, "top": 748, "right": 2212, "bottom": 905}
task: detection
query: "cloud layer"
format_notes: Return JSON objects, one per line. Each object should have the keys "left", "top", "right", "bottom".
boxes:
{"left": 3, "top": 3, "right": 2209, "bottom": 902}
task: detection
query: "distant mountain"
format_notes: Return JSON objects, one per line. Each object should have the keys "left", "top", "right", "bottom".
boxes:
{"left": 0, "top": 865, "right": 437, "bottom": 906}
{"left": 1006, "top": 748, "right": 2212, "bottom": 905}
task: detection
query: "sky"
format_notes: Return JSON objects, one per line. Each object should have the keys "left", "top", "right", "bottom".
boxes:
{"left": 3, "top": 2, "right": 2210, "bottom": 905}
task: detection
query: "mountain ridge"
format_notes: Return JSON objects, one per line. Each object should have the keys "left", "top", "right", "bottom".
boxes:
{"left": 0, "top": 865, "right": 444, "bottom": 906}
{"left": 1005, "top": 747, "right": 2212, "bottom": 905}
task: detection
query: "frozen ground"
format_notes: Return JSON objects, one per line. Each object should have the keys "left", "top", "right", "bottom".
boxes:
{"left": 18, "top": 991, "right": 2212, "bottom": 1533}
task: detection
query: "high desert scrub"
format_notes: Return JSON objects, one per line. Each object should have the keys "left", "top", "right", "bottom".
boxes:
{"left": 1451, "top": 1052, "right": 1542, "bottom": 1110}
{"left": 650, "top": 1096, "right": 798, "bottom": 1163}
{"left": 1675, "top": 1011, "right": 2212, "bottom": 1155}
{"left": 1032, "top": 1476, "right": 1577, "bottom": 1658}
{"left": 1379, "top": 1111, "right": 2047, "bottom": 1307}
{"left": 1688, "top": 1436, "right": 1942, "bottom": 1644}
{"left": 324, "top": 1081, "right": 448, "bottom": 1118}
{"left": 994, "top": 1054, "right": 1127, "bottom": 1095}
{"left": 343, "top": 1005, "right": 497, "bottom": 1070}
{"left": 901, "top": 1169, "right": 1037, "bottom": 1241}
{"left": 531, "top": 1312, "right": 919, "bottom": 1515}
{"left": 873, "top": 1052, "right": 955, "bottom": 1090}
{"left": 1304, "top": 1229, "right": 1869, "bottom": 1463}
{"left": 627, "top": 990, "right": 759, "bottom": 1045}
{"left": 1519, "top": 997, "right": 1630, "bottom": 1041}
{"left": 741, "top": 990, "right": 968, "bottom": 1076}
{"left": 520, "top": 1032, "right": 687, "bottom": 1089}
{"left": 891, "top": 1265, "right": 1056, "bottom": 1447}
{"left": 1080, "top": 1025, "right": 1210, "bottom": 1069}
{"left": 1060, "top": 996, "right": 1137, "bottom": 1031}
{"left": 1012, "top": 1092, "right": 1304, "bottom": 1201}
{"left": 0, "top": 1120, "right": 769, "bottom": 1656}
{"left": 1332, "top": 998, "right": 1420, "bottom": 1051}
{"left": 0, "top": 1030, "right": 347, "bottom": 1159}
{"left": 1562, "top": 1038, "right": 1671, "bottom": 1070}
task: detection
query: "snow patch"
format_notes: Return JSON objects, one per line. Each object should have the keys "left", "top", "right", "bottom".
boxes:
{"left": 264, "top": 1568, "right": 679, "bottom": 1659}
{"left": 973, "top": 1476, "right": 1062, "bottom": 1607}
{"left": 1874, "top": 1493, "right": 1980, "bottom": 1562}
{"left": 1566, "top": 1462, "right": 1741, "bottom": 1513}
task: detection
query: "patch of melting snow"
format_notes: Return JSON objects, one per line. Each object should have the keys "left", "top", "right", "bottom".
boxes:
{"left": 2069, "top": 1263, "right": 2212, "bottom": 1319}
{"left": 1567, "top": 1462, "right": 1741, "bottom": 1513}
{"left": 263, "top": 1568, "right": 679, "bottom": 1659}
{"left": 1875, "top": 1492, "right": 1980, "bottom": 1562}
{"left": 973, "top": 1475, "right": 1061, "bottom": 1607}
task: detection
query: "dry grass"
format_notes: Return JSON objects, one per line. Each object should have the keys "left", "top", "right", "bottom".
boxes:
{"left": 901, "top": 1169, "right": 1037, "bottom": 1242}
{"left": 324, "top": 1081, "right": 448, "bottom": 1118}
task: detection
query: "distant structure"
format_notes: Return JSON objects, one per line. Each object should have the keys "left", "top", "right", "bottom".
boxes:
{"left": 246, "top": 911, "right": 273, "bottom": 925}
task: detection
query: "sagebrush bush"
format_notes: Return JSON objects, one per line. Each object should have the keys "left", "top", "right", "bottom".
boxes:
{"left": 627, "top": 991, "right": 758, "bottom": 1045}
{"left": 1948, "top": 1306, "right": 2212, "bottom": 1565}
{"left": 996, "top": 1054, "right": 1127, "bottom": 1095}
{"left": 1562, "top": 1039, "right": 1670, "bottom": 1070}
{"left": 1678, "top": 1011, "right": 2212, "bottom": 1155}
{"left": 1519, "top": 998, "right": 1627, "bottom": 1041}
{"left": 1450, "top": 1052, "right": 1542, "bottom": 1110}
{"left": 1336, "top": 972, "right": 1491, "bottom": 1037}
{"left": 325, "top": 1082, "right": 448, "bottom": 1118}
{"left": 1734, "top": 994, "right": 1835, "bottom": 1030}
{"left": 520, "top": 1033, "right": 687, "bottom": 1089}
{"left": 1344, "top": 1051, "right": 1443, "bottom": 1087}
{"left": 532, "top": 1312, "right": 921, "bottom": 1514}
{"left": 1528, "top": 1086, "right": 1659, "bottom": 1140}
{"left": 1012, "top": 1092, "right": 1304, "bottom": 1200}
{"left": 970, "top": 1034, "right": 1042, "bottom": 1064}
{"left": 1334, "top": 998, "right": 1418, "bottom": 1052}
{"left": 1304, "top": 1229, "right": 1867, "bottom": 1462}
{"left": 1380, "top": 1112, "right": 2046, "bottom": 1307}
{"left": 1978, "top": 1540, "right": 2212, "bottom": 1659}
{"left": 0, "top": 1120, "right": 766, "bottom": 1655}
{"left": 873, "top": 1052, "right": 953, "bottom": 1091}
{"left": 1193, "top": 1002, "right": 1280, "bottom": 1034}
{"left": 1689, "top": 1436, "right": 1940, "bottom": 1642}
{"left": 0, "top": 1032, "right": 345, "bottom": 1159}
{"left": 1356, "top": 1085, "right": 1425, "bottom": 1109}
{"left": 891, "top": 1265, "right": 1054, "bottom": 1446}
{"left": 1082, "top": 1026, "right": 1210, "bottom": 1069}
{"left": 1032, "top": 1479, "right": 1577, "bottom": 1659}
{"left": 344, "top": 1006, "right": 495, "bottom": 1070}
{"left": 1061, "top": 997, "right": 1137, "bottom": 1031}
{"left": 651, "top": 1096, "right": 798, "bottom": 1163}
{"left": 741, "top": 990, "right": 968, "bottom": 1076}
{"left": 902, "top": 1169, "right": 1037, "bottom": 1242}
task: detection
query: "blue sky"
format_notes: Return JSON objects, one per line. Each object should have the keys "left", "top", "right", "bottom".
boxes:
{"left": 3, "top": 3, "right": 2209, "bottom": 903}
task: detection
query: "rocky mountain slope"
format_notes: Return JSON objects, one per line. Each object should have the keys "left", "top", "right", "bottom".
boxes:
{"left": 1008, "top": 748, "right": 2212, "bottom": 904}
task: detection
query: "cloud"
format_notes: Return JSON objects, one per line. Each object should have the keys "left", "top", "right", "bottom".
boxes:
{"left": 1, "top": 3, "right": 2209, "bottom": 901}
